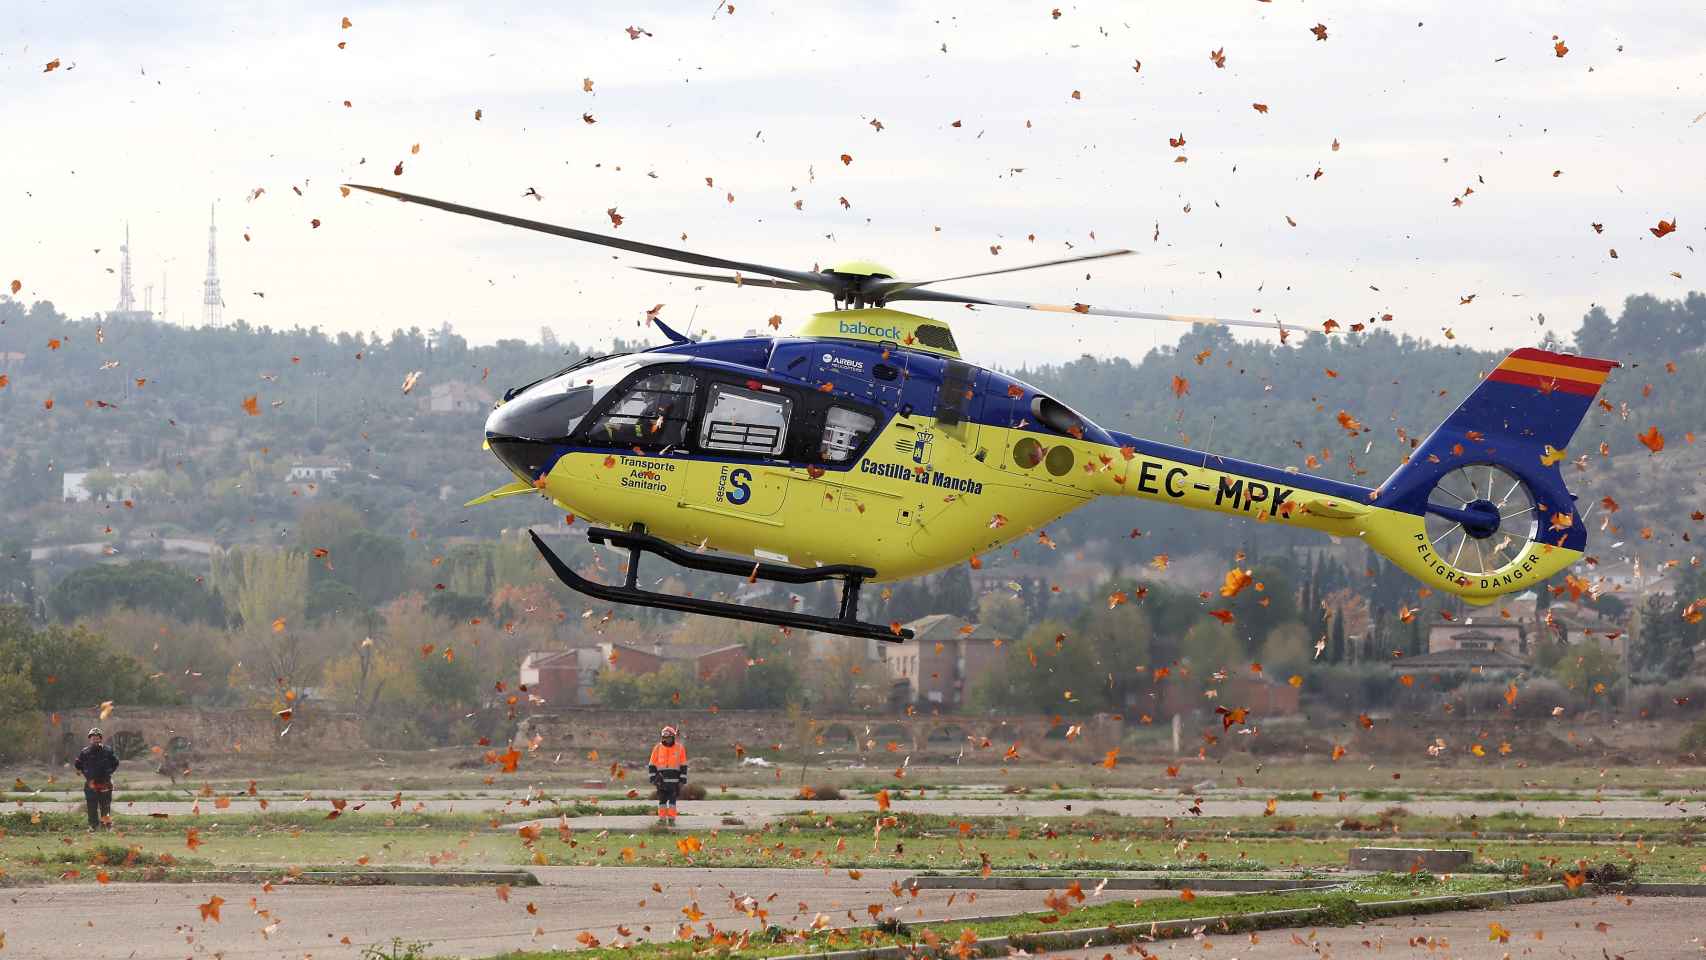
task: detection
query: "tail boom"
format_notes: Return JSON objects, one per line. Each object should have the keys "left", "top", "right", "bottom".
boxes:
{"left": 1101, "top": 347, "right": 1613, "bottom": 605}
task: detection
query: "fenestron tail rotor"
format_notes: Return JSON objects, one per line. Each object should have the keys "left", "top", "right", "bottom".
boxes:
{"left": 346, "top": 184, "right": 1279, "bottom": 334}
{"left": 1421, "top": 463, "right": 1539, "bottom": 577}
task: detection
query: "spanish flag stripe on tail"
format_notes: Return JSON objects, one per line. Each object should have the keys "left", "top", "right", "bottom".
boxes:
{"left": 1485, "top": 347, "right": 1619, "bottom": 397}
{"left": 1505, "top": 347, "right": 1618, "bottom": 373}
{"left": 1485, "top": 369, "right": 1602, "bottom": 396}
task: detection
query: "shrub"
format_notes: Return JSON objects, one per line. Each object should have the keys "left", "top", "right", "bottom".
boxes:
{"left": 1682, "top": 718, "right": 1706, "bottom": 755}
{"left": 1631, "top": 680, "right": 1706, "bottom": 718}
{"left": 799, "top": 784, "right": 843, "bottom": 800}
{"left": 1509, "top": 677, "right": 1579, "bottom": 719}
{"left": 681, "top": 782, "right": 707, "bottom": 801}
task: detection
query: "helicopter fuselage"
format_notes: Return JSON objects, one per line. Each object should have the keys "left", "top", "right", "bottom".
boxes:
{"left": 479, "top": 309, "right": 1591, "bottom": 602}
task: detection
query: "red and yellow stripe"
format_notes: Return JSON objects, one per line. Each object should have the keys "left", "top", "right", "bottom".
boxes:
{"left": 1486, "top": 348, "right": 1617, "bottom": 397}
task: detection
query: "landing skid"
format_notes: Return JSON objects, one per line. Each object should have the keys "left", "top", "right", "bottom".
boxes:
{"left": 528, "top": 527, "right": 914, "bottom": 643}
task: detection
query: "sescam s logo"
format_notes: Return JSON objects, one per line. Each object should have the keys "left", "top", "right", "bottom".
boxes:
{"left": 715, "top": 466, "right": 753, "bottom": 506}
{"left": 838, "top": 318, "right": 902, "bottom": 340}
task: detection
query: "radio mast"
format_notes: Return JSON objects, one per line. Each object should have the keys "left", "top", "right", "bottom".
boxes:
{"left": 201, "top": 203, "right": 224, "bottom": 326}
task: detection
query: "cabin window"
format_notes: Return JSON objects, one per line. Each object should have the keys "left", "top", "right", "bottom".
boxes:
{"left": 820, "top": 407, "right": 877, "bottom": 462}
{"left": 700, "top": 384, "right": 793, "bottom": 457}
{"left": 587, "top": 370, "right": 698, "bottom": 450}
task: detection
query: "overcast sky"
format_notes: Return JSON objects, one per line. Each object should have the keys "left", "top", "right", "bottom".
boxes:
{"left": 4, "top": 0, "right": 1702, "bottom": 366}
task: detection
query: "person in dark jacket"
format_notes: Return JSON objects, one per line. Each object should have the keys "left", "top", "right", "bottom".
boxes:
{"left": 74, "top": 727, "right": 120, "bottom": 830}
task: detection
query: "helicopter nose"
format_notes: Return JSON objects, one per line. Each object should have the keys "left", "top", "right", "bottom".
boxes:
{"left": 484, "top": 381, "right": 592, "bottom": 482}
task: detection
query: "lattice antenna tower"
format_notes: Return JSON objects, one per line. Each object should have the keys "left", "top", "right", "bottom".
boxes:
{"left": 116, "top": 223, "right": 135, "bottom": 313}
{"left": 202, "top": 202, "right": 224, "bottom": 326}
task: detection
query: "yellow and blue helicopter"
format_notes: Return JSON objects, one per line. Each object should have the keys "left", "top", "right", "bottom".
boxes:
{"left": 352, "top": 185, "right": 1616, "bottom": 643}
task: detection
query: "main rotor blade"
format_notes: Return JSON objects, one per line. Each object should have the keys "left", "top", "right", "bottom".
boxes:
{"left": 345, "top": 184, "right": 837, "bottom": 293}
{"left": 632, "top": 266, "right": 820, "bottom": 291}
{"left": 864, "top": 249, "right": 1135, "bottom": 300}
{"left": 889, "top": 287, "right": 1285, "bottom": 331}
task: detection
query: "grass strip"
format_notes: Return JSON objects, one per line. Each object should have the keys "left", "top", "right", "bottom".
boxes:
{"left": 483, "top": 874, "right": 1518, "bottom": 960}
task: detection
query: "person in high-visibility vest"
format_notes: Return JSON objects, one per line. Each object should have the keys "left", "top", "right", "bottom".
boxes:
{"left": 647, "top": 725, "right": 687, "bottom": 823}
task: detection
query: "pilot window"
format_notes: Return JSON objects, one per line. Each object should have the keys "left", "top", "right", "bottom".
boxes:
{"left": 586, "top": 371, "right": 698, "bottom": 449}
{"left": 820, "top": 406, "right": 876, "bottom": 463}
{"left": 700, "top": 384, "right": 792, "bottom": 457}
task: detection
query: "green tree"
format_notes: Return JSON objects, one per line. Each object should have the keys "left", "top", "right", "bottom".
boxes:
{"left": 1551, "top": 642, "right": 1621, "bottom": 696}
{"left": 718, "top": 653, "right": 800, "bottom": 709}
{"left": 414, "top": 648, "right": 478, "bottom": 709}
{"left": 1259, "top": 620, "right": 1312, "bottom": 673}
{"left": 325, "top": 530, "right": 409, "bottom": 608}
{"left": 1078, "top": 602, "right": 1153, "bottom": 710}
{"left": 969, "top": 619, "right": 1106, "bottom": 715}
{"left": 427, "top": 590, "right": 491, "bottom": 624}
{"left": 0, "top": 606, "right": 177, "bottom": 710}
{"left": 48, "top": 560, "right": 227, "bottom": 626}
{"left": 0, "top": 669, "right": 41, "bottom": 762}
{"left": 976, "top": 593, "right": 1028, "bottom": 638}
{"left": 306, "top": 579, "right": 368, "bottom": 625}
{"left": 81, "top": 467, "right": 119, "bottom": 501}
{"left": 1179, "top": 618, "right": 1242, "bottom": 674}
{"left": 211, "top": 547, "right": 308, "bottom": 633}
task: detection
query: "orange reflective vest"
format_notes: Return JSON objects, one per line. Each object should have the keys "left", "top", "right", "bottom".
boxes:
{"left": 649, "top": 742, "right": 687, "bottom": 769}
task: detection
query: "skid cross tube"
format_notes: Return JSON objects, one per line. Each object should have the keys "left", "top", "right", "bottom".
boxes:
{"left": 529, "top": 528, "right": 914, "bottom": 642}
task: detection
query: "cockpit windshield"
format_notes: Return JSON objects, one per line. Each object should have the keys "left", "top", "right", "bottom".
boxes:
{"left": 486, "top": 354, "right": 665, "bottom": 441}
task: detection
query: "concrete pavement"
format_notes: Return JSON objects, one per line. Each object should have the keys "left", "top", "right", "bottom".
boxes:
{"left": 0, "top": 867, "right": 1052, "bottom": 960}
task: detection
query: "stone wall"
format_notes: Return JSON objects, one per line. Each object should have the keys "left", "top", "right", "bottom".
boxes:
{"left": 38, "top": 706, "right": 367, "bottom": 764}
{"left": 519, "top": 707, "right": 1122, "bottom": 763}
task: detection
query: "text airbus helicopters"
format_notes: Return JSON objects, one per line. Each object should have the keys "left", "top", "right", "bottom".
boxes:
{"left": 351, "top": 184, "right": 1615, "bottom": 643}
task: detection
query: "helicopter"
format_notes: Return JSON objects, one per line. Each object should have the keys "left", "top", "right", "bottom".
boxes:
{"left": 351, "top": 184, "right": 1616, "bottom": 643}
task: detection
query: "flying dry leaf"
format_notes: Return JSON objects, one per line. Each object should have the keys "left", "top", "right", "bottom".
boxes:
{"left": 1638, "top": 426, "right": 1665, "bottom": 453}
{"left": 242, "top": 395, "right": 260, "bottom": 416}
{"left": 1219, "top": 568, "right": 1253, "bottom": 597}
{"left": 1650, "top": 218, "right": 1676, "bottom": 238}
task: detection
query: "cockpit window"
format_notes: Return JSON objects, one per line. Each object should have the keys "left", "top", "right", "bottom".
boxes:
{"left": 1030, "top": 395, "right": 1086, "bottom": 436}
{"left": 486, "top": 386, "right": 594, "bottom": 441}
{"left": 488, "top": 354, "right": 659, "bottom": 442}
{"left": 587, "top": 370, "right": 699, "bottom": 450}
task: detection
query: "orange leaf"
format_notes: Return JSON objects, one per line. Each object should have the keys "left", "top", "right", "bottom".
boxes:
{"left": 242, "top": 395, "right": 260, "bottom": 416}
{"left": 1179, "top": 887, "right": 1196, "bottom": 901}
{"left": 1171, "top": 375, "right": 1190, "bottom": 397}
{"left": 198, "top": 894, "right": 224, "bottom": 922}
{"left": 1251, "top": 102, "right": 1269, "bottom": 114}
{"left": 1219, "top": 568, "right": 1253, "bottom": 597}
{"left": 1638, "top": 426, "right": 1665, "bottom": 453}
{"left": 1650, "top": 218, "right": 1676, "bottom": 238}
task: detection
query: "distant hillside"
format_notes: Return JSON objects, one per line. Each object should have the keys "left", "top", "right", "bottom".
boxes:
{"left": 1, "top": 291, "right": 1701, "bottom": 584}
